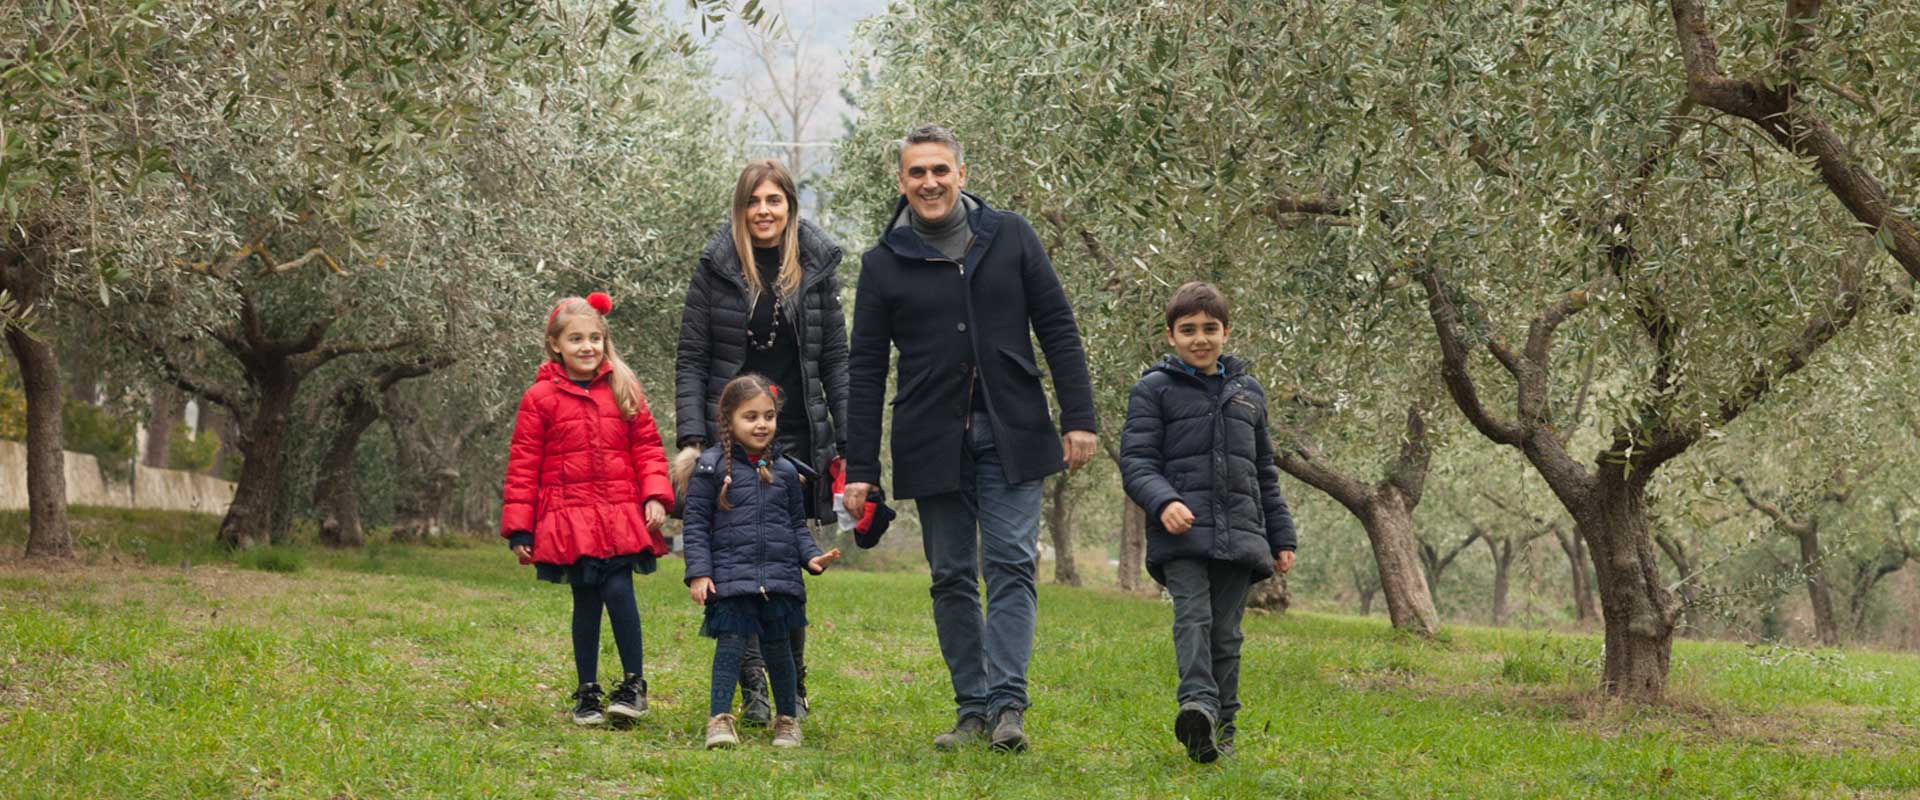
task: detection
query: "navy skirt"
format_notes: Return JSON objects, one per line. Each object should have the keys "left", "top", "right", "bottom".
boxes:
{"left": 701, "top": 593, "right": 808, "bottom": 639}
{"left": 535, "top": 552, "right": 657, "bottom": 586}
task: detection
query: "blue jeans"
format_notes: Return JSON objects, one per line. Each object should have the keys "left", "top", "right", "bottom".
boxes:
{"left": 916, "top": 411, "right": 1044, "bottom": 722}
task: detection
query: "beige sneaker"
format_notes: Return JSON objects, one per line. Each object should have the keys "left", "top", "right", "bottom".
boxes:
{"left": 705, "top": 713, "right": 740, "bottom": 749}
{"left": 770, "top": 714, "right": 803, "bottom": 748}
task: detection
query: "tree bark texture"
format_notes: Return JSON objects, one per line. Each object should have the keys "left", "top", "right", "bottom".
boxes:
{"left": 313, "top": 393, "right": 381, "bottom": 548}
{"left": 1117, "top": 499, "right": 1146, "bottom": 593}
{"left": 1044, "top": 475, "right": 1080, "bottom": 586}
{"left": 143, "top": 385, "right": 182, "bottom": 468}
{"left": 2, "top": 240, "right": 71, "bottom": 559}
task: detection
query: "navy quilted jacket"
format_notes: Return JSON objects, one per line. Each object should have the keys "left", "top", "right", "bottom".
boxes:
{"left": 681, "top": 444, "right": 824, "bottom": 600}
{"left": 1120, "top": 355, "right": 1297, "bottom": 585}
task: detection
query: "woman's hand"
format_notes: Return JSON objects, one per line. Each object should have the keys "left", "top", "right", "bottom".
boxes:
{"left": 807, "top": 548, "right": 842, "bottom": 575}
{"left": 644, "top": 499, "right": 667, "bottom": 531}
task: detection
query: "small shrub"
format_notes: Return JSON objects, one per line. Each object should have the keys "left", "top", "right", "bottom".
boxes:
{"left": 165, "top": 423, "right": 220, "bottom": 473}
{"left": 235, "top": 545, "right": 305, "bottom": 574}
{"left": 63, "top": 400, "right": 136, "bottom": 481}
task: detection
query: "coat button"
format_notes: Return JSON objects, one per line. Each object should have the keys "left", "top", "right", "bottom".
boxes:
{"left": 956, "top": 322, "right": 967, "bottom": 332}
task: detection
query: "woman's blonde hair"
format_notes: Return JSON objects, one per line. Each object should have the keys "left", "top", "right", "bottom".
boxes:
{"left": 730, "top": 159, "right": 803, "bottom": 306}
{"left": 545, "top": 297, "right": 644, "bottom": 420}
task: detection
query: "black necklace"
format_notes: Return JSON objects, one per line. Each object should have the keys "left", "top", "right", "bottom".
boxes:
{"left": 747, "top": 297, "right": 785, "bottom": 351}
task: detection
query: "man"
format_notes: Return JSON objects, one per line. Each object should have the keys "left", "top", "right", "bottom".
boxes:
{"left": 842, "top": 124, "right": 1098, "bottom": 752}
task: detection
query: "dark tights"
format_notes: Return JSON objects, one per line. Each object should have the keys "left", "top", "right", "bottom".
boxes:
{"left": 570, "top": 570, "right": 644, "bottom": 685}
{"left": 710, "top": 632, "right": 798, "bottom": 717}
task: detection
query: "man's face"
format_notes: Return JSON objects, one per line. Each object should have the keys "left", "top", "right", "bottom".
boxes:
{"left": 1166, "top": 311, "right": 1229, "bottom": 374}
{"left": 896, "top": 142, "right": 967, "bottom": 223}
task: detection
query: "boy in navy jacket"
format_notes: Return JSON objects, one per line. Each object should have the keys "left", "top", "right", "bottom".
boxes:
{"left": 1119, "top": 281, "right": 1297, "bottom": 763}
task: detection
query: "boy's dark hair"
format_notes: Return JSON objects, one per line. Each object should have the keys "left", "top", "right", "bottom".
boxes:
{"left": 1165, "top": 281, "right": 1231, "bottom": 329}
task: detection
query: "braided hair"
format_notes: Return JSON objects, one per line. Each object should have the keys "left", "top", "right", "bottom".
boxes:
{"left": 713, "top": 373, "right": 781, "bottom": 511}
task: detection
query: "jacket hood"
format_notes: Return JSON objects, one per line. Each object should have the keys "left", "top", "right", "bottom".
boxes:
{"left": 698, "top": 217, "right": 844, "bottom": 284}
{"left": 1145, "top": 353, "right": 1249, "bottom": 381}
{"left": 535, "top": 358, "right": 610, "bottom": 386}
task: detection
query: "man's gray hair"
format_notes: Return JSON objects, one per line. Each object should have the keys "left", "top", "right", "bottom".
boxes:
{"left": 895, "top": 123, "right": 963, "bottom": 166}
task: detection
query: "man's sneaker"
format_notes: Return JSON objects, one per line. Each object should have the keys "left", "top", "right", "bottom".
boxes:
{"left": 570, "top": 683, "right": 607, "bottom": 727}
{"left": 932, "top": 714, "right": 990, "bottom": 750}
{"left": 704, "top": 713, "right": 740, "bottom": 749}
{"left": 771, "top": 714, "right": 803, "bottom": 748}
{"left": 1175, "top": 703, "right": 1219, "bottom": 763}
{"left": 739, "top": 670, "right": 773, "bottom": 727}
{"left": 989, "top": 708, "right": 1029, "bottom": 752}
{"left": 606, "top": 673, "right": 647, "bottom": 720}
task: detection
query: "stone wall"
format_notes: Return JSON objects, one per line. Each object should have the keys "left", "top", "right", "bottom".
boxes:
{"left": 0, "top": 440, "right": 234, "bottom": 515}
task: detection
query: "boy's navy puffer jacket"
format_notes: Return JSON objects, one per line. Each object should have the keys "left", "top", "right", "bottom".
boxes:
{"left": 1120, "top": 354, "right": 1297, "bottom": 585}
{"left": 681, "top": 444, "right": 824, "bottom": 600}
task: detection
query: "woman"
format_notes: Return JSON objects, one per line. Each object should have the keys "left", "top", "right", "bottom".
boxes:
{"left": 676, "top": 159, "right": 848, "bottom": 723}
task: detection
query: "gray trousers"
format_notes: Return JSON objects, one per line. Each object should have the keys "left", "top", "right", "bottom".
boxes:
{"left": 1163, "top": 558, "right": 1252, "bottom": 728}
{"left": 916, "top": 411, "right": 1044, "bottom": 722}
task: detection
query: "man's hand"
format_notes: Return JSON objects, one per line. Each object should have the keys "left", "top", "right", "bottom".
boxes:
{"left": 1063, "top": 430, "right": 1097, "bottom": 470}
{"left": 1160, "top": 501, "right": 1194, "bottom": 535}
{"left": 843, "top": 482, "right": 873, "bottom": 517}
{"left": 1274, "top": 550, "right": 1296, "bottom": 575}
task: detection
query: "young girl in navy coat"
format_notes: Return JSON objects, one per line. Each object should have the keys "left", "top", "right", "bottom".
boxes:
{"left": 680, "top": 373, "right": 840, "bottom": 749}
{"left": 502, "top": 293, "right": 673, "bottom": 727}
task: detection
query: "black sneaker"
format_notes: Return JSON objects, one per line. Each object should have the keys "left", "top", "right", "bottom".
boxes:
{"left": 571, "top": 683, "right": 607, "bottom": 727}
{"left": 990, "top": 708, "right": 1029, "bottom": 752}
{"left": 1218, "top": 718, "right": 1236, "bottom": 759}
{"left": 933, "top": 714, "right": 990, "bottom": 750}
{"left": 607, "top": 673, "right": 647, "bottom": 720}
{"left": 1175, "top": 703, "right": 1218, "bottom": 763}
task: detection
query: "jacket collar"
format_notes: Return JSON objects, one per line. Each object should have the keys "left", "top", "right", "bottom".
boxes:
{"left": 698, "top": 218, "right": 844, "bottom": 290}
{"left": 877, "top": 190, "right": 1003, "bottom": 265}
{"left": 1146, "top": 353, "right": 1249, "bottom": 383}
{"left": 537, "top": 359, "right": 610, "bottom": 396}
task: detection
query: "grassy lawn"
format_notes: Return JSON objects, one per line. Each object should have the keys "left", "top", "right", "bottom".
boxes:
{"left": 1, "top": 509, "right": 1916, "bottom": 799}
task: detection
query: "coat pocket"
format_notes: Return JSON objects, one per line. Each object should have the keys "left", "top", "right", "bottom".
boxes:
{"left": 999, "top": 347, "right": 1044, "bottom": 378}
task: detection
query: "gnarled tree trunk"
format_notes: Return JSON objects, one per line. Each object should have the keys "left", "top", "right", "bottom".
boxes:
{"left": 1117, "top": 499, "right": 1146, "bottom": 593}
{"left": 1277, "top": 406, "right": 1440, "bottom": 636}
{"left": 1247, "top": 574, "right": 1290, "bottom": 612}
{"left": 2, "top": 239, "right": 71, "bottom": 559}
{"left": 218, "top": 368, "right": 299, "bottom": 549}
{"left": 313, "top": 393, "right": 380, "bottom": 548}
{"left": 1044, "top": 474, "right": 1080, "bottom": 586}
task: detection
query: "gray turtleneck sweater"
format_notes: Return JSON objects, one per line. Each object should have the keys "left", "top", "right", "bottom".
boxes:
{"left": 898, "top": 194, "right": 976, "bottom": 261}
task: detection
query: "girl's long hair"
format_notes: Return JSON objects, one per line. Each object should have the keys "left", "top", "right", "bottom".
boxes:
{"left": 713, "top": 373, "right": 780, "bottom": 511}
{"left": 545, "top": 297, "right": 643, "bottom": 420}
{"left": 730, "top": 159, "right": 803, "bottom": 307}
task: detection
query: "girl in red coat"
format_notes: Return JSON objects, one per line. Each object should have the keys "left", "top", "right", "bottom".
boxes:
{"left": 503, "top": 293, "right": 673, "bottom": 727}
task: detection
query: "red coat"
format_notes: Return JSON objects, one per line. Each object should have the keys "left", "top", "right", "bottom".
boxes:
{"left": 500, "top": 360, "right": 674, "bottom": 564}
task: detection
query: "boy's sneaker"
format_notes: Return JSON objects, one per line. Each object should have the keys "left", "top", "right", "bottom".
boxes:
{"left": 770, "top": 714, "right": 803, "bottom": 748}
{"left": 1175, "top": 703, "right": 1219, "bottom": 763}
{"left": 606, "top": 673, "right": 647, "bottom": 720}
{"left": 1217, "top": 719, "right": 1237, "bottom": 759}
{"left": 989, "top": 708, "right": 1029, "bottom": 752}
{"left": 932, "top": 714, "right": 989, "bottom": 750}
{"left": 704, "top": 713, "right": 740, "bottom": 749}
{"left": 570, "top": 683, "right": 607, "bottom": 727}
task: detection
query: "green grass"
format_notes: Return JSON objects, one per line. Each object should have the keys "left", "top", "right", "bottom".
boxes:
{"left": 1, "top": 509, "right": 1917, "bottom": 798}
